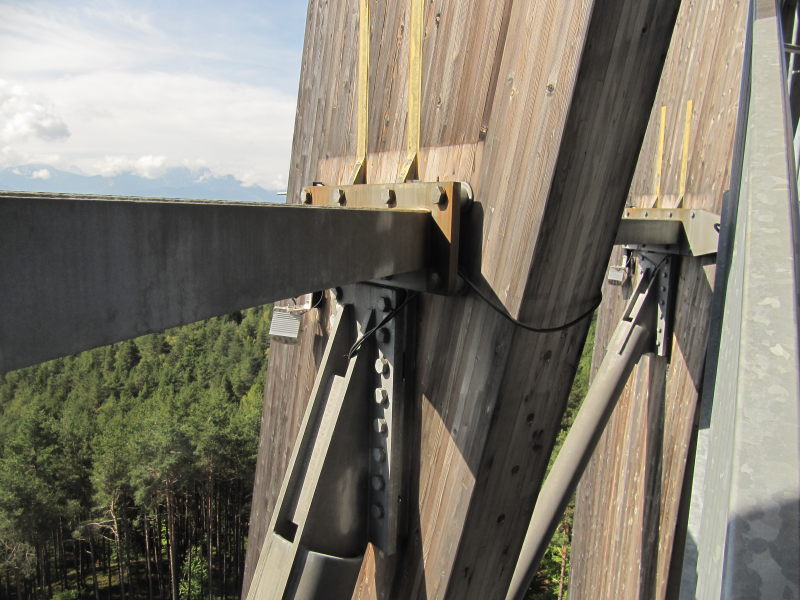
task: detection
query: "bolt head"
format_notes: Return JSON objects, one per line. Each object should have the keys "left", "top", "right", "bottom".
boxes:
{"left": 371, "top": 503, "right": 384, "bottom": 519}
{"left": 337, "top": 189, "right": 346, "bottom": 206}
{"left": 303, "top": 190, "right": 313, "bottom": 204}
{"left": 375, "top": 388, "right": 389, "bottom": 406}
{"left": 384, "top": 188, "right": 397, "bottom": 207}
{"left": 371, "top": 475, "right": 385, "bottom": 491}
{"left": 375, "top": 358, "right": 389, "bottom": 376}
{"left": 374, "top": 418, "right": 387, "bottom": 434}
{"left": 377, "top": 327, "right": 391, "bottom": 343}
{"left": 371, "top": 447, "right": 386, "bottom": 462}
{"left": 380, "top": 296, "right": 393, "bottom": 312}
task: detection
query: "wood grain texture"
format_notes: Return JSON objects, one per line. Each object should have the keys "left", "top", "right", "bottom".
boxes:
{"left": 570, "top": 2, "right": 748, "bottom": 599}
{"left": 244, "top": 0, "right": 679, "bottom": 598}
{"left": 241, "top": 1, "right": 359, "bottom": 593}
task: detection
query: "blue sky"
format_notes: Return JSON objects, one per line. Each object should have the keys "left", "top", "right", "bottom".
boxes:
{"left": 0, "top": 1, "right": 307, "bottom": 191}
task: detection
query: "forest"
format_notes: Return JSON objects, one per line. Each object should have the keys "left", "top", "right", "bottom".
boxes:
{"left": 0, "top": 297, "right": 591, "bottom": 600}
{"left": 0, "top": 305, "right": 271, "bottom": 599}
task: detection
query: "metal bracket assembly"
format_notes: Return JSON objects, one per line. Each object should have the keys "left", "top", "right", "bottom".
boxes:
{"left": 610, "top": 207, "right": 720, "bottom": 357}
{"left": 615, "top": 207, "right": 720, "bottom": 256}
{"left": 248, "top": 284, "right": 413, "bottom": 600}
{"left": 302, "top": 181, "right": 472, "bottom": 295}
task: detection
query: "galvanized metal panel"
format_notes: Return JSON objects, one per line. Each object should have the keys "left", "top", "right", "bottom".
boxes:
{"left": 682, "top": 3, "right": 800, "bottom": 597}
{"left": 269, "top": 310, "right": 303, "bottom": 340}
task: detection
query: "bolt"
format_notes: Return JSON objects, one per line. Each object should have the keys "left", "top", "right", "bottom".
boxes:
{"left": 375, "top": 358, "right": 389, "bottom": 376}
{"left": 384, "top": 188, "right": 397, "bottom": 207}
{"left": 691, "top": 211, "right": 696, "bottom": 219}
{"left": 375, "top": 388, "right": 389, "bottom": 406}
{"left": 668, "top": 211, "right": 673, "bottom": 218}
{"left": 374, "top": 418, "right": 388, "bottom": 434}
{"left": 371, "top": 475, "right": 385, "bottom": 491}
{"left": 377, "top": 327, "right": 391, "bottom": 343}
{"left": 371, "top": 503, "right": 384, "bottom": 519}
{"left": 546, "top": 83, "right": 555, "bottom": 94}
{"left": 429, "top": 272, "right": 441, "bottom": 289}
{"left": 434, "top": 185, "right": 448, "bottom": 209}
{"left": 380, "top": 296, "right": 393, "bottom": 312}
{"left": 337, "top": 188, "right": 346, "bottom": 206}
{"left": 303, "top": 190, "right": 313, "bottom": 204}
{"left": 372, "top": 447, "right": 386, "bottom": 462}
{"left": 644, "top": 211, "right": 649, "bottom": 217}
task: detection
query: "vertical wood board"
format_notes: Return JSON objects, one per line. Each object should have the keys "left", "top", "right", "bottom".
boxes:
{"left": 245, "top": 1, "right": 680, "bottom": 598}
{"left": 570, "top": 2, "right": 748, "bottom": 599}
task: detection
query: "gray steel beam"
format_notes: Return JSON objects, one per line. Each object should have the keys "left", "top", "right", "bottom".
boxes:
{"left": 505, "top": 273, "right": 657, "bottom": 600}
{"left": 0, "top": 191, "right": 429, "bottom": 373}
{"left": 681, "top": 0, "right": 800, "bottom": 597}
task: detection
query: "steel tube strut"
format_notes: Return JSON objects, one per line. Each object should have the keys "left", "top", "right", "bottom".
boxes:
{"left": 506, "top": 273, "right": 657, "bottom": 600}
{"left": 0, "top": 191, "right": 429, "bottom": 373}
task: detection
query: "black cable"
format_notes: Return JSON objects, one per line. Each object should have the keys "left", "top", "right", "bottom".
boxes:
{"left": 347, "top": 291, "right": 419, "bottom": 359}
{"left": 310, "top": 292, "right": 325, "bottom": 311}
{"left": 458, "top": 269, "right": 602, "bottom": 333}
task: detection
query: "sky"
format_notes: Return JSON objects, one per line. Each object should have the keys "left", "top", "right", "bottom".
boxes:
{"left": 0, "top": 0, "right": 307, "bottom": 192}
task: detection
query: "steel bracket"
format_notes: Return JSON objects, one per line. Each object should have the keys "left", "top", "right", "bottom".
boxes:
{"left": 611, "top": 207, "right": 719, "bottom": 357}
{"left": 616, "top": 207, "right": 720, "bottom": 256}
{"left": 302, "top": 181, "right": 472, "bottom": 295}
{"left": 609, "top": 246, "right": 678, "bottom": 358}
{"left": 637, "top": 249, "right": 678, "bottom": 357}
{"left": 248, "top": 284, "right": 414, "bottom": 600}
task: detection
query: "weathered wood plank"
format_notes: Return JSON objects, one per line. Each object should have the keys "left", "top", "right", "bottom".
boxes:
{"left": 242, "top": 1, "right": 361, "bottom": 594}
{"left": 570, "top": 2, "right": 748, "bottom": 599}
{"left": 245, "top": 1, "right": 679, "bottom": 598}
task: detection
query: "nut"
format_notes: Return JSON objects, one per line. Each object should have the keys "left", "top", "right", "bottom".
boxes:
{"left": 375, "top": 388, "right": 389, "bottom": 406}
{"left": 375, "top": 358, "right": 389, "bottom": 376}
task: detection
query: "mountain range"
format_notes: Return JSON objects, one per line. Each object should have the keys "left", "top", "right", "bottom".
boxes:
{"left": 0, "top": 164, "right": 284, "bottom": 202}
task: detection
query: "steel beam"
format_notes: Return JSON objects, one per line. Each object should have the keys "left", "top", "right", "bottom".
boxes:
{"left": 0, "top": 191, "right": 429, "bottom": 373}
{"left": 505, "top": 272, "right": 657, "bottom": 600}
{"left": 615, "top": 207, "right": 720, "bottom": 256}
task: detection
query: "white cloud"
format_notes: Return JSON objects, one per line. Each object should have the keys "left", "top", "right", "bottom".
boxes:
{"left": 0, "top": 2, "right": 299, "bottom": 191}
{"left": 92, "top": 155, "right": 169, "bottom": 179}
{"left": 31, "top": 168, "right": 51, "bottom": 179}
{"left": 0, "top": 80, "right": 70, "bottom": 144}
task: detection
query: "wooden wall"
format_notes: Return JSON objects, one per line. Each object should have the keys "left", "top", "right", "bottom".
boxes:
{"left": 570, "top": 2, "right": 748, "bottom": 599}
{"left": 244, "top": 1, "right": 680, "bottom": 598}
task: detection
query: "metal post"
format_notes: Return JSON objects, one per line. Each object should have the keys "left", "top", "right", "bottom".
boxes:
{"left": 505, "top": 273, "right": 657, "bottom": 600}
